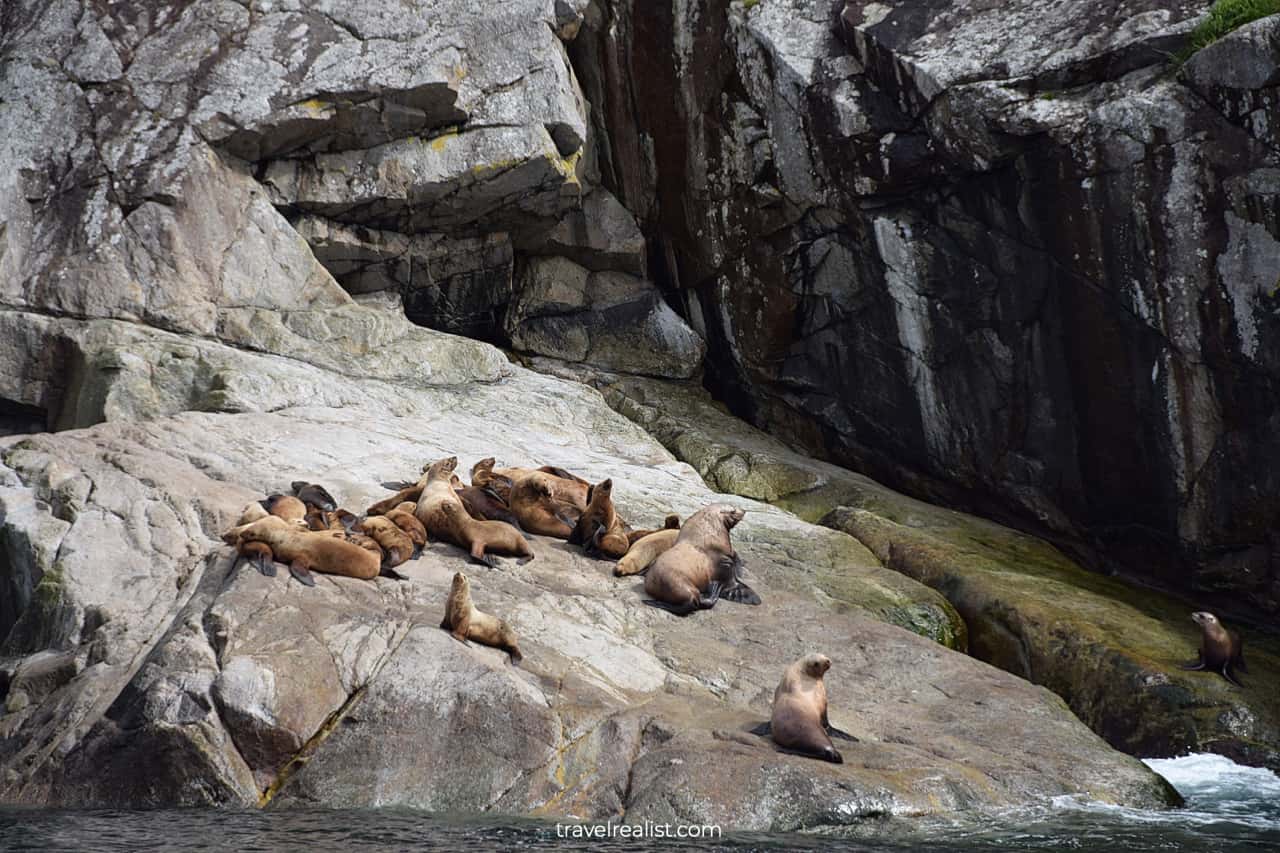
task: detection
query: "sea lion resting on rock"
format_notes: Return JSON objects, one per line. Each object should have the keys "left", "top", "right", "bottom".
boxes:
{"left": 357, "top": 516, "right": 417, "bottom": 568}
{"left": 643, "top": 504, "right": 760, "bottom": 615}
{"left": 262, "top": 494, "right": 307, "bottom": 523}
{"left": 1181, "top": 611, "right": 1247, "bottom": 687}
{"left": 224, "top": 516, "right": 381, "bottom": 586}
{"left": 440, "top": 572, "right": 523, "bottom": 664}
{"left": 387, "top": 502, "right": 428, "bottom": 549}
{"left": 753, "top": 653, "right": 855, "bottom": 763}
{"left": 615, "top": 528, "right": 679, "bottom": 577}
{"left": 415, "top": 457, "right": 532, "bottom": 567}
{"left": 507, "top": 470, "right": 588, "bottom": 538}
{"left": 569, "top": 479, "right": 631, "bottom": 559}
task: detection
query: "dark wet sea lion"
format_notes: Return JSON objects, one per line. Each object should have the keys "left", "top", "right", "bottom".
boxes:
{"left": 753, "top": 653, "right": 854, "bottom": 763}
{"left": 440, "top": 572, "right": 523, "bottom": 664}
{"left": 292, "top": 481, "right": 338, "bottom": 512}
{"left": 568, "top": 478, "right": 630, "bottom": 558}
{"left": 1181, "top": 611, "right": 1247, "bottom": 687}
{"left": 456, "top": 485, "right": 524, "bottom": 530}
{"left": 643, "top": 504, "right": 760, "bottom": 615}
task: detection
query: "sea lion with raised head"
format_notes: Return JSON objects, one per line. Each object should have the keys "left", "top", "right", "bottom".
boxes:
{"left": 753, "top": 653, "right": 855, "bottom": 762}
{"left": 415, "top": 457, "right": 531, "bottom": 566}
{"left": 643, "top": 504, "right": 760, "bottom": 615}
{"left": 1181, "top": 611, "right": 1247, "bottom": 687}
{"left": 615, "top": 528, "right": 679, "bottom": 577}
{"left": 440, "top": 572, "right": 523, "bottom": 664}
{"left": 225, "top": 516, "right": 381, "bottom": 586}
{"left": 568, "top": 479, "right": 630, "bottom": 558}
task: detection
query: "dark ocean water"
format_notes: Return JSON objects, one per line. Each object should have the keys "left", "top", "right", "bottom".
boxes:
{"left": 2, "top": 755, "right": 1277, "bottom": 852}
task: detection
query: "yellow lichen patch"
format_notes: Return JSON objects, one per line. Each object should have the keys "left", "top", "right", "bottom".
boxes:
{"left": 428, "top": 126, "right": 461, "bottom": 151}
{"left": 297, "top": 98, "right": 332, "bottom": 115}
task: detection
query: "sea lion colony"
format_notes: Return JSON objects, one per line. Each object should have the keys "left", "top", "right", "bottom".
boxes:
{"left": 220, "top": 456, "right": 1249, "bottom": 763}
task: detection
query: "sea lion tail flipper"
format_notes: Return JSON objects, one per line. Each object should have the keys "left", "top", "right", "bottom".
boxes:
{"left": 827, "top": 726, "right": 859, "bottom": 742}
{"left": 823, "top": 747, "right": 845, "bottom": 764}
{"left": 251, "top": 551, "right": 276, "bottom": 578}
{"left": 288, "top": 559, "right": 317, "bottom": 587}
{"left": 507, "top": 647, "right": 523, "bottom": 666}
{"left": 379, "top": 562, "right": 408, "bottom": 581}
{"left": 698, "top": 581, "right": 722, "bottom": 610}
{"left": 1222, "top": 667, "right": 1245, "bottom": 688}
{"left": 748, "top": 722, "right": 772, "bottom": 737}
{"left": 481, "top": 486, "right": 505, "bottom": 502}
{"left": 643, "top": 599, "right": 697, "bottom": 617}
{"left": 381, "top": 480, "right": 415, "bottom": 491}
{"left": 540, "top": 466, "right": 577, "bottom": 481}
{"left": 722, "top": 582, "right": 762, "bottom": 606}
{"left": 469, "top": 543, "right": 499, "bottom": 568}
{"left": 1179, "top": 657, "right": 1206, "bottom": 671}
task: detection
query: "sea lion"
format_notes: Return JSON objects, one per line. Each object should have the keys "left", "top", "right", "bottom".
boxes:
{"left": 386, "top": 503, "right": 427, "bottom": 549}
{"left": 262, "top": 494, "right": 307, "bottom": 523}
{"left": 236, "top": 501, "right": 270, "bottom": 526}
{"left": 568, "top": 479, "right": 630, "bottom": 559}
{"left": 615, "top": 528, "right": 679, "bottom": 577}
{"left": 357, "top": 516, "right": 415, "bottom": 568}
{"left": 415, "top": 457, "right": 532, "bottom": 566}
{"left": 292, "top": 481, "right": 338, "bottom": 512}
{"left": 440, "top": 572, "right": 523, "bottom": 664}
{"left": 643, "top": 504, "right": 760, "bottom": 615}
{"left": 455, "top": 485, "right": 524, "bottom": 530}
{"left": 507, "top": 471, "right": 588, "bottom": 538}
{"left": 226, "top": 516, "right": 380, "bottom": 586}
{"left": 1181, "top": 611, "right": 1247, "bottom": 687}
{"left": 367, "top": 481, "right": 426, "bottom": 516}
{"left": 626, "top": 513, "right": 681, "bottom": 546}
{"left": 755, "top": 653, "right": 854, "bottom": 763}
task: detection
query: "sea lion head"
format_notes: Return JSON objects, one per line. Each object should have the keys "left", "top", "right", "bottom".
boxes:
{"left": 394, "top": 501, "right": 417, "bottom": 514}
{"left": 451, "top": 571, "right": 469, "bottom": 596}
{"left": 588, "top": 478, "right": 613, "bottom": 503}
{"left": 450, "top": 473, "right": 463, "bottom": 488}
{"left": 472, "top": 457, "right": 496, "bottom": 474}
{"left": 663, "top": 514, "right": 681, "bottom": 529}
{"left": 716, "top": 505, "right": 745, "bottom": 530}
{"left": 427, "top": 456, "right": 459, "bottom": 478}
{"left": 1191, "top": 611, "right": 1220, "bottom": 628}
{"left": 801, "top": 653, "right": 832, "bottom": 678}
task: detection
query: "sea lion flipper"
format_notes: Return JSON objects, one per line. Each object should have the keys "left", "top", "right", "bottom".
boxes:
{"left": 698, "top": 581, "right": 722, "bottom": 610}
{"left": 1179, "top": 658, "right": 1206, "bottom": 671}
{"left": 1221, "top": 667, "right": 1245, "bottom": 688}
{"left": 748, "top": 722, "right": 772, "bottom": 737}
{"left": 380, "top": 564, "right": 408, "bottom": 581}
{"left": 252, "top": 552, "right": 276, "bottom": 578}
{"left": 289, "top": 560, "right": 317, "bottom": 587}
{"left": 381, "top": 480, "right": 415, "bottom": 491}
{"left": 723, "top": 582, "right": 762, "bottom": 606}
{"left": 827, "top": 726, "right": 858, "bottom": 742}
{"left": 471, "top": 551, "right": 499, "bottom": 568}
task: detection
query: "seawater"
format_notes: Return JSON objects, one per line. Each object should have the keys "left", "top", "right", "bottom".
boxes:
{"left": 1, "top": 754, "right": 1277, "bottom": 852}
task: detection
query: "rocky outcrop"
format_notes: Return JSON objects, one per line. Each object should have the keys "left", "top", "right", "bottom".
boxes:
{"left": 529, "top": 360, "right": 1280, "bottom": 773}
{"left": 573, "top": 0, "right": 1280, "bottom": 615}
{"left": 0, "top": 354, "right": 1179, "bottom": 820}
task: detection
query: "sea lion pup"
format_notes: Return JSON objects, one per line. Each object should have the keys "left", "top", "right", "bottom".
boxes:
{"left": 291, "top": 481, "right": 337, "bottom": 512}
{"left": 568, "top": 479, "right": 631, "bottom": 559}
{"left": 386, "top": 502, "right": 427, "bottom": 551}
{"left": 626, "top": 514, "right": 681, "bottom": 546}
{"left": 262, "top": 494, "right": 307, "bottom": 523}
{"left": 357, "top": 516, "right": 415, "bottom": 568}
{"left": 615, "top": 528, "right": 679, "bottom": 577}
{"left": 754, "top": 654, "right": 855, "bottom": 763}
{"left": 440, "top": 572, "right": 523, "bottom": 664}
{"left": 1181, "top": 612, "right": 1248, "bottom": 687}
{"left": 229, "top": 516, "right": 381, "bottom": 586}
{"left": 643, "top": 504, "right": 761, "bottom": 615}
{"left": 415, "top": 457, "right": 531, "bottom": 566}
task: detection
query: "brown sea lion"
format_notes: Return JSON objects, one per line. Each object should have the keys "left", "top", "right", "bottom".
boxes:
{"left": 455, "top": 485, "right": 524, "bottom": 530}
{"left": 568, "top": 479, "right": 630, "bottom": 559}
{"left": 643, "top": 504, "right": 760, "bottom": 615}
{"left": 367, "top": 481, "right": 426, "bottom": 516}
{"left": 357, "top": 516, "right": 415, "bottom": 568}
{"left": 508, "top": 471, "right": 588, "bottom": 538}
{"left": 236, "top": 501, "right": 270, "bottom": 526}
{"left": 754, "top": 653, "right": 854, "bottom": 763}
{"left": 386, "top": 503, "right": 427, "bottom": 549}
{"left": 415, "top": 457, "right": 532, "bottom": 566}
{"left": 626, "top": 514, "right": 681, "bottom": 546}
{"left": 615, "top": 528, "right": 680, "bottom": 577}
{"left": 262, "top": 494, "right": 307, "bottom": 523}
{"left": 292, "top": 481, "right": 338, "bottom": 512}
{"left": 1181, "top": 611, "right": 1247, "bottom": 687}
{"left": 226, "top": 516, "right": 380, "bottom": 586}
{"left": 440, "top": 572, "right": 523, "bottom": 664}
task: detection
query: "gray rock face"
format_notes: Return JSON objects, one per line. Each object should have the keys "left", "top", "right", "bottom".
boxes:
{"left": 0, "top": 364, "right": 1175, "bottom": 819}
{"left": 574, "top": 0, "right": 1280, "bottom": 614}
